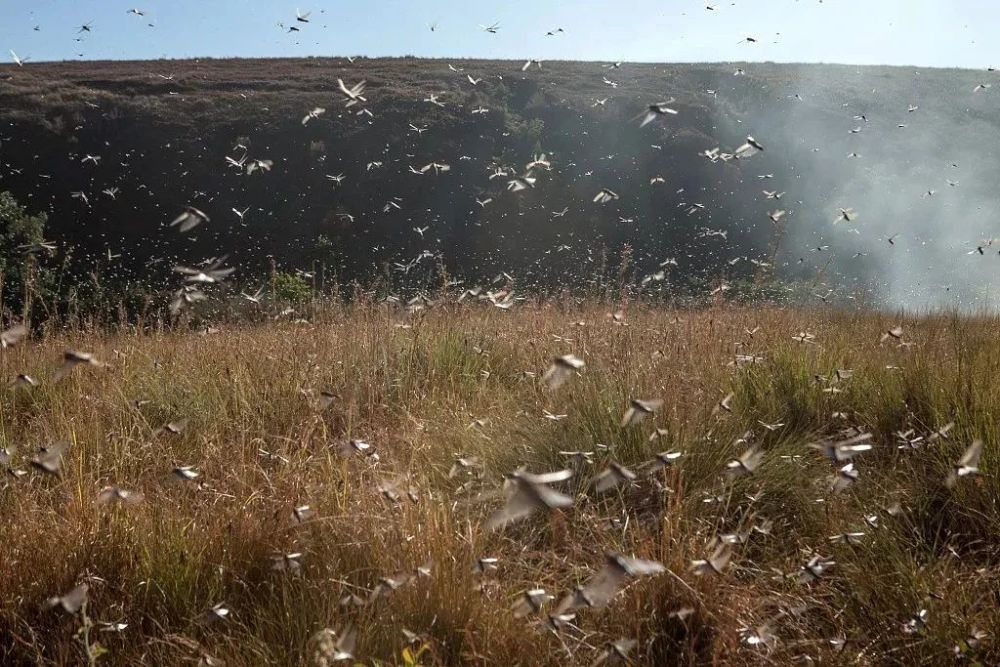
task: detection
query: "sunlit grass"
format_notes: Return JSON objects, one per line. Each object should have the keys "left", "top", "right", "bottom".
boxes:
{"left": 0, "top": 302, "right": 997, "bottom": 665}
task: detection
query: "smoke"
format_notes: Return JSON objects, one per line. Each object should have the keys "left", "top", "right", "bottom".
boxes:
{"left": 711, "top": 62, "right": 1000, "bottom": 311}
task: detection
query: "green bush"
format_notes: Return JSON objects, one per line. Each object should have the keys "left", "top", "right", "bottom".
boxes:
{"left": 272, "top": 271, "right": 312, "bottom": 305}
{"left": 0, "top": 191, "right": 48, "bottom": 314}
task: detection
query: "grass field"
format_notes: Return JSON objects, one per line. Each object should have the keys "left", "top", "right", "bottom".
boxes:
{"left": 0, "top": 302, "right": 997, "bottom": 665}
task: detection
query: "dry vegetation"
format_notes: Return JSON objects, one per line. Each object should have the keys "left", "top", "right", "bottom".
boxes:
{"left": 1, "top": 57, "right": 986, "bottom": 126}
{"left": 1, "top": 302, "right": 998, "bottom": 665}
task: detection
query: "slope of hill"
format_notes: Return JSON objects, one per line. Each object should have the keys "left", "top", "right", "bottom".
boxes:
{"left": 0, "top": 57, "right": 998, "bottom": 310}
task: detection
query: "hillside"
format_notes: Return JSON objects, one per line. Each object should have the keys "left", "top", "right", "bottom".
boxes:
{"left": 0, "top": 57, "right": 999, "bottom": 310}
{"left": 2, "top": 55, "right": 1000, "bottom": 667}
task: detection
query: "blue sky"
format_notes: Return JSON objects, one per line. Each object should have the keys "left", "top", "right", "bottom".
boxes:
{"left": 2, "top": 0, "right": 998, "bottom": 68}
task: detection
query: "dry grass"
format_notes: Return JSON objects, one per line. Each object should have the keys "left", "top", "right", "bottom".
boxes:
{"left": 0, "top": 302, "right": 998, "bottom": 665}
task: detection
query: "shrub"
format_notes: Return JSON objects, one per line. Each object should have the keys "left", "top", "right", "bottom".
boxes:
{"left": 0, "top": 190, "right": 48, "bottom": 315}
{"left": 272, "top": 271, "right": 312, "bottom": 305}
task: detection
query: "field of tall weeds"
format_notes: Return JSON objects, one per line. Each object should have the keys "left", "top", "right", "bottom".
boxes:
{"left": 0, "top": 302, "right": 997, "bottom": 665}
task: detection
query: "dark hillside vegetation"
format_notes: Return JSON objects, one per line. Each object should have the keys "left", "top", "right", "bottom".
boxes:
{"left": 0, "top": 57, "right": 998, "bottom": 315}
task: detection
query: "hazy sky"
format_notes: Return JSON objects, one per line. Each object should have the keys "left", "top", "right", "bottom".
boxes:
{"left": 1, "top": 0, "right": 998, "bottom": 68}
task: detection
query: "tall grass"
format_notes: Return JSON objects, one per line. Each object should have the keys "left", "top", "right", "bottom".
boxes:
{"left": 0, "top": 303, "right": 997, "bottom": 665}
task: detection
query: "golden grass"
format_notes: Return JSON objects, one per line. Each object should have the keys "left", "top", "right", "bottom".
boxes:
{"left": 0, "top": 302, "right": 998, "bottom": 665}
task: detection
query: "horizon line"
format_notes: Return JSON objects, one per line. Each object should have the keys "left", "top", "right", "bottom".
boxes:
{"left": 1, "top": 54, "right": 991, "bottom": 73}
